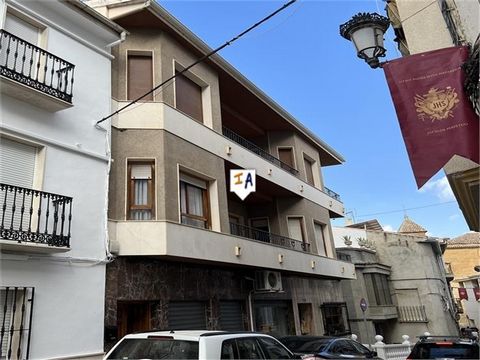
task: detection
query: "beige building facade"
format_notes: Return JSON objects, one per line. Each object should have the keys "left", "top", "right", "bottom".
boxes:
{"left": 334, "top": 218, "right": 459, "bottom": 343}
{"left": 87, "top": 0, "right": 355, "bottom": 349}
{"left": 443, "top": 232, "right": 480, "bottom": 328}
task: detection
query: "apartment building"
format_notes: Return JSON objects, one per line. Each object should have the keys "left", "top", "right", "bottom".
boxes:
{"left": 333, "top": 217, "right": 458, "bottom": 343}
{"left": 0, "top": 0, "right": 123, "bottom": 358}
{"left": 86, "top": 0, "right": 356, "bottom": 348}
{"left": 385, "top": 0, "right": 479, "bottom": 231}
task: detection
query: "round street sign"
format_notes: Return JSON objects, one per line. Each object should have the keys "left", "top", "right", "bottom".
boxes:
{"left": 360, "top": 298, "right": 368, "bottom": 312}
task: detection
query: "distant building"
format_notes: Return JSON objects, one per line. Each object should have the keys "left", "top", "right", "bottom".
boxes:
{"left": 334, "top": 217, "right": 458, "bottom": 343}
{"left": 0, "top": 0, "right": 124, "bottom": 358}
{"left": 443, "top": 232, "right": 480, "bottom": 328}
{"left": 86, "top": 0, "right": 355, "bottom": 350}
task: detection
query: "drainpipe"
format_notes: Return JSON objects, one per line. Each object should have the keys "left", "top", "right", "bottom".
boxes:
{"left": 248, "top": 289, "right": 255, "bottom": 331}
{"left": 106, "top": 31, "right": 127, "bottom": 48}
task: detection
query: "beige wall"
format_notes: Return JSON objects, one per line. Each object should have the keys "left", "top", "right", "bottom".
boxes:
{"left": 395, "top": 0, "right": 453, "bottom": 54}
{"left": 111, "top": 29, "right": 223, "bottom": 131}
{"left": 444, "top": 246, "right": 480, "bottom": 279}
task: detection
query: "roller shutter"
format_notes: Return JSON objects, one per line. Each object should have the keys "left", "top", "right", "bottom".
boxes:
{"left": 219, "top": 301, "right": 244, "bottom": 331}
{"left": 0, "top": 138, "right": 36, "bottom": 188}
{"left": 168, "top": 302, "right": 207, "bottom": 330}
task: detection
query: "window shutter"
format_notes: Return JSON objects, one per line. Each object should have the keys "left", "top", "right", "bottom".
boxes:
{"left": 175, "top": 72, "right": 203, "bottom": 122}
{"left": 278, "top": 148, "right": 294, "bottom": 168}
{"left": 288, "top": 218, "right": 304, "bottom": 241}
{"left": 314, "top": 222, "right": 326, "bottom": 255}
{"left": 5, "top": 13, "right": 39, "bottom": 45}
{"left": 131, "top": 164, "right": 152, "bottom": 179}
{"left": 127, "top": 55, "right": 153, "bottom": 101}
{"left": 179, "top": 173, "right": 207, "bottom": 189}
{"left": 0, "top": 138, "right": 36, "bottom": 188}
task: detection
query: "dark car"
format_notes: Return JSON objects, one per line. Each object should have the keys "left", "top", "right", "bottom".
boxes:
{"left": 279, "top": 336, "right": 379, "bottom": 359}
{"left": 407, "top": 336, "right": 479, "bottom": 359}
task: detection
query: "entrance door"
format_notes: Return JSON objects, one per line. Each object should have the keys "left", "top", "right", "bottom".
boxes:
{"left": 117, "top": 302, "right": 151, "bottom": 338}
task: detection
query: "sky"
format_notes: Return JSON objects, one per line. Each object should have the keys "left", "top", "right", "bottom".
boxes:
{"left": 159, "top": 0, "right": 470, "bottom": 238}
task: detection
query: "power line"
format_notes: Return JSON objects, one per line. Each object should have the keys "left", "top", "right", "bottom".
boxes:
{"left": 97, "top": 0, "right": 298, "bottom": 125}
{"left": 357, "top": 200, "right": 457, "bottom": 217}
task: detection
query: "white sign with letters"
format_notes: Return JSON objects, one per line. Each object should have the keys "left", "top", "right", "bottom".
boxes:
{"left": 230, "top": 169, "right": 256, "bottom": 200}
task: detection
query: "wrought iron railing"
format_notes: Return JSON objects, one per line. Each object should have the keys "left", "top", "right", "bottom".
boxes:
{"left": 0, "top": 183, "right": 72, "bottom": 247}
{"left": 0, "top": 29, "right": 75, "bottom": 103}
{"left": 397, "top": 305, "right": 428, "bottom": 323}
{"left": 222, "top": 127, "right": 299, "bottom": 176}
{"left": 229, "top": 222, "right": 310, "bottom": 252}
{"left": 0, "top": 286, "right": 34, "bottom": 359}
{"left": 324, "top": 186, "right": 341, "bottom": 201}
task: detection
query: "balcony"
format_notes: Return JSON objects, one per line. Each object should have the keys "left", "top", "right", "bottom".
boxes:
{"left": 229, "top": 222, "right": 310, "bottom": 253}
{"left": 0, "top": 30, "right": 75, "bottom": 111}
{"left": 222, "top": 126, "right": 299, "bottom": 176}
{"left": 397, "top": 305, "right": 428, "bottom": 323}
{"left": 0, "top": 183, "right": 72, "bottom": 252}
{"left": 108, "top": 220, "right": 356, "bottom": 279}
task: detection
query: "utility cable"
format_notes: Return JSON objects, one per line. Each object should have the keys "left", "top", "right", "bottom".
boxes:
{"left": 357, "top": 200, "right": 457, "bottom": 217}
{"left": 97, "top": 0, "right": 298, "bottom": 125}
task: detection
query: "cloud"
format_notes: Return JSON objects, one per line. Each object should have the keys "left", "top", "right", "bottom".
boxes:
{"left": 419, "top": 176, "right": 455, "bottom": 201}
{"left": 449, "top": 214, "right": 460, "bottom": 221}
{"left": 383, "top": 224, "right": 394, "bottom": 232}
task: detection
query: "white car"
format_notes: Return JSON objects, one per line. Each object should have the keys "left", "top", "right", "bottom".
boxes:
{"left": 104, "top": 330, "right": 299, "bottom": 359}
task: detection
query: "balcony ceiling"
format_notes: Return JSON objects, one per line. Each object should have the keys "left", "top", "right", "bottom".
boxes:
{"left": 225, "top": 161, "right": 296, "bottom": 203}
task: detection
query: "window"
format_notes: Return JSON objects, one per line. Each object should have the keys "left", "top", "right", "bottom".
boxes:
{"left": 179, "top": 173, "right": 209, "bottom": 229}
{"left": 236, "top": 338, "right": 264, "bottom": 359}
{"left": 314, "top": 222, "right": 327, "bottom": 256}
{"left": 3, "top": 12, "right": 41, "bottom": 75}
{"left": 175, "top": 71, "right": 203, "bottom": 122}
{"left": 0, "top": 287, "right": 34, "bottom": 360}
{"left": 278, "top": 148, "right": 295, "bottom": 170}
{"left": 320, "top": 302, "right": 350, "bottom": 336}
{"left": 127, "top": 161, "right": 155, "bottom": 220}
{"left": 363, "top": 273, "right": 393, "bottom": 305}
{"left": 287, "top": 217, "right": 306, "bottom": 243}
{"left": 127, "top": 54, "right": 153, "bottom": 101}
{"left": 303, "top": 156, "right": 315, "bottom": 185}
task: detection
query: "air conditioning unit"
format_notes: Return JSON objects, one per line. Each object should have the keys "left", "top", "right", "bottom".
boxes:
{"left": 255, "top": 271, "right": 282, "bottom": 292}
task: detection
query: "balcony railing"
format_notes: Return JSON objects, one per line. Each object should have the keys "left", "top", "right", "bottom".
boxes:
{"left": 324, "top": 186, "right": 341, "bottom": 201}
{"left": 397, "top": 305, "right": 428, "bottom": 323}
{"left": 0, "top": 29, "right": 75, "bottom": 103}
{"left": 229, "top": 222, "right": 310, "bottom": 253}
{"left": 0, "top": 183, "right": 72, "bottom": 248}
{"left": 222, "top": 126, "right": 299, "bottom": 176}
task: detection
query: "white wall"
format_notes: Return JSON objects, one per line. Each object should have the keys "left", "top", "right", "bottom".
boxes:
{"left": 332, "top": 226, "right": 368, "bottom": 249}
{"left": 0, "top": 0, "right": 120, "bottom": 358}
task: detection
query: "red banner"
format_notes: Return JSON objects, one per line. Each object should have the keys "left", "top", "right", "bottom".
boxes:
{"left": 474, "top": 287, "right": 480, "bottom": 301}
{"left": 458, "top": 287, "right": 468, "bottom": 301}
{"left": 383, "top": 46, "right": 479, "bottom": 188}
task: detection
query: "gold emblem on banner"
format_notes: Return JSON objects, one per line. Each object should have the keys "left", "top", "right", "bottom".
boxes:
{"left": 414, "top": 87, "right": 460, "bottom": 121}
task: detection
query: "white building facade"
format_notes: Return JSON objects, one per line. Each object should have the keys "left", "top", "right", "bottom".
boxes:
{"left": 0, "top": 0, "right": 123, "bottom": 358}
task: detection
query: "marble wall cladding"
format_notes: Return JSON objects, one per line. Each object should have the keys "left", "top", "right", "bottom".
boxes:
{"left": 105, "top": 257, "right": 249, "bottom": 327}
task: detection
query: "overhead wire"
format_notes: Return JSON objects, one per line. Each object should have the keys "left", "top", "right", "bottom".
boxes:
{"left": 357, "top": 200, "right": 457, "bottom": 217}
{"left": 97, "top": 0, "right": 299, "bottom": 125}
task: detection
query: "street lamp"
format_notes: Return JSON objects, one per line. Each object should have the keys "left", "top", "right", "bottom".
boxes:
{"left": 340, "top": 12, "right": 390, "bottom": 68}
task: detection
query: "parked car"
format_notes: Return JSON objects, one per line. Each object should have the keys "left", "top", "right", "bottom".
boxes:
{"left": 104, "top": 330, "right": 300, "bottom": 359}
{"left": 279, "top": 336, "right": 380, "bottom": 359}
{"left": 407, "top": 335, "right": 479, "bottom": 359}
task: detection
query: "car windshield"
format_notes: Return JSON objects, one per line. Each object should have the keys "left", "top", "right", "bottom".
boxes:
{"left": 282, "top": 338, "right": 331, "bottom": 353}
{"left": 413, "top": 343, "right": 478, "bottom": 359}
{"left": 106, "top": 338, "right": 199, "bottom": 359}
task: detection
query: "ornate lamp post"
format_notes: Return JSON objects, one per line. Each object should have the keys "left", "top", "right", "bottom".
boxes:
{"left": 340, "top": 13, "right": 390, "bottom": 68}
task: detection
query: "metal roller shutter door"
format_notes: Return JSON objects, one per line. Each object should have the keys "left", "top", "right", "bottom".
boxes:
{"left": 168, "top": 302, "right": 207, "bottom": 330}
{"left": 219, "top": 301, "right": 244, "bottom": 331}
